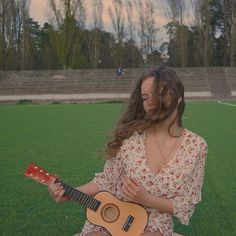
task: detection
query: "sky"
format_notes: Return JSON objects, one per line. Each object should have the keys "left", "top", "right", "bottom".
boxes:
{"left": 29, "top": 0, "right": 173, "bottom": 46}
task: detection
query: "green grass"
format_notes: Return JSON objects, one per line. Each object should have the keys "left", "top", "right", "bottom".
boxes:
{"left": 0, "top": 101, "right": 235, "bottom": 236}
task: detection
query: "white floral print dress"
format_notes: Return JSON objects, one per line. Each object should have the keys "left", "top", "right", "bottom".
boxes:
{"left": 75, "top": 128, "right": 208, "bottom": 236}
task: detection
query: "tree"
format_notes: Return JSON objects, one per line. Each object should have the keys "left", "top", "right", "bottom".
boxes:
{"left": 0, "top": 0, "right": 7, "bottom": 70}
{"left": 85, "top": 0, "right": 103, "bottom": 68}
{"left": 20, "top": 0, "right": 31, "bottom": 69}
{"left": 144, "top": 0, "right": 158, "bottom": 55}
{"left": 109, "top": 0, "right": 125, "bottom": 67}
{"left": 97, "top": 31, "right": 116, "bottom": 68}
{"left": 35, "top": 23, "right": 60, "bottom": 69}
{"left": 191, "top": 0, "right": 213, "bottom": 67}
{"left": 223, "top": 0, "right": 236, "bottom": 66}
{"left": 48, "top": 0, "right": 86, "bottom": 69}
{"left": 136, "top": 0, "right": 158, "bottom": 61}
{"left": 166, "top": 0, "right": 189, "bottom": 67}
{"left": 126, "top": 0, "right": 137, "bottom": 67}
{"left": 0, "top": 0, "right": 31, "bottom": 70}
{"left": 123, "top": 40, "right": 143, "bottom": 67}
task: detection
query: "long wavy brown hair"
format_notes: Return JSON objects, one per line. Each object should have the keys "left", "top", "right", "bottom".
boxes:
{"left": 106, "top": 66, "right": 185, "bottom": 158}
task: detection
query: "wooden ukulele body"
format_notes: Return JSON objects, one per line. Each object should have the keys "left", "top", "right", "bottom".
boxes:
{"left": 87, "top": 191, "right": 148, "bottom": 236}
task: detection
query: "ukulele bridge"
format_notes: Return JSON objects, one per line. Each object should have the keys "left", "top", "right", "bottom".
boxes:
{"left": 122, "top": 215, "right": 134, "bottom": 232}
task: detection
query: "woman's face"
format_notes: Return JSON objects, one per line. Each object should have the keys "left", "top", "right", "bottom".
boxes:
{"left": 141, "top": 76, "right": 156, "bottom": 116}
{"left": 141, "top": 76, "right": 172, "bottom": 119}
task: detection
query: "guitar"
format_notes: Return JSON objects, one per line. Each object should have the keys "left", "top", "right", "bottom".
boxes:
{"left": 24, "top": 163, "right": 148, "bottom": 236}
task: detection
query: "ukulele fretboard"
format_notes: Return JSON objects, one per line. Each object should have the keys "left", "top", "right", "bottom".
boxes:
{"left": 54, "top": 179, "right": 101, "bottom": 212}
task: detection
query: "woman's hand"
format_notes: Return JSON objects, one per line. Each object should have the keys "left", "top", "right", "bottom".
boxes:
{"left": 121, "top": 176, "right": 150, "bottom": 205}
{"left": 48, "top": 182, "right": 70, "bottom": 203}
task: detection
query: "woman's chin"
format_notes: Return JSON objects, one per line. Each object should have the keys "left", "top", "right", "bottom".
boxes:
{"left": 146, "top": 113, "right": 158, "bottom": 120}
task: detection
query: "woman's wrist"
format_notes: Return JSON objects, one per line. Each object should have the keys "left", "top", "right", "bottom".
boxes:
{"left": 144, "top": 193, "right": 174, "bottom": 214}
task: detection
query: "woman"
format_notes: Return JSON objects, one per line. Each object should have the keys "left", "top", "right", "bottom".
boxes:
{"left": 48, "top": 66, "right": 208, "bottom": 236}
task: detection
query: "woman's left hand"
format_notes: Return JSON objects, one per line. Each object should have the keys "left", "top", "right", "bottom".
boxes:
{"left": 121, "top": 176, "right": 150, "bottom": 205}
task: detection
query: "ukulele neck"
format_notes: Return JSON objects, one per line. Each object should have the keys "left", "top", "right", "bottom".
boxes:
{"left": 54, "top": 179, "right": 101, "bottom": 212}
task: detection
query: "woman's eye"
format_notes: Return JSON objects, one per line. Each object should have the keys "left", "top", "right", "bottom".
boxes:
{"left": 142, "top": 97, "right": 147, "bottom": 101}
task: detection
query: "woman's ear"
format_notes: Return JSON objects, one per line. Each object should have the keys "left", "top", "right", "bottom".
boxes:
{"left": 178, "top": 97, "right": 182, "bottom": 106}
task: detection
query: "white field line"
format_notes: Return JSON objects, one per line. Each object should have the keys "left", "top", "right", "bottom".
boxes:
{"left": 217, "top": 101, "right": 236, "bottom": 107}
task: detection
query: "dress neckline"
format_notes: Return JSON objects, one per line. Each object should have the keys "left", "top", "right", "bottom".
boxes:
{"left": 142, "top": 128, "right": 188, "bottom": 176}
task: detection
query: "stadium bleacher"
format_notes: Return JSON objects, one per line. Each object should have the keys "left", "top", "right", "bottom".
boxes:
{"left": 0, "top": 67, "right": 235, "bottom": 103}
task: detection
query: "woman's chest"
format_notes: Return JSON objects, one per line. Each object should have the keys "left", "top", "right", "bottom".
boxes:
{"left": 122, "top": 139, "right": 197, "bottom": 196}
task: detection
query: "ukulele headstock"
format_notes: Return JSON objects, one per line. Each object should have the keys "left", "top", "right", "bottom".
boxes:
{"left": 24, "top": 162, "right": 58, "bottom": 185}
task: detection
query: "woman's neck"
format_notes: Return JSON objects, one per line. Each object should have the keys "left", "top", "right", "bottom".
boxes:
{"left": 155, "top": 123, "right": 182, "bottom": 135}
{"left": 155, "top": 109, "right": 183, "bottom": 136}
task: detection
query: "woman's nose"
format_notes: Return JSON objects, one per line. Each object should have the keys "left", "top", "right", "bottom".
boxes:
{"left": 147, "top": 98, "right": 154, "bottom": 108}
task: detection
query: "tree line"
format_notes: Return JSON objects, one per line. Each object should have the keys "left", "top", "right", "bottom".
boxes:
{"left": 0, "top": 0, "right": 236, "bottom": 71}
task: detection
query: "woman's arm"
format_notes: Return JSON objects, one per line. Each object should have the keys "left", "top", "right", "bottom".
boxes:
{"left": 145, "top": 193, "right": 174, "bottom": 214}
{"left": 121, "top": 176, "right": 173, "bottom": 214}
{"left": 76, "top": 182, "right": 100, "bottom": 196}
{"left": 48, "top": 151, "right": 124, "bottom": 203}
{"left": 48, "top": 181, "right": 100, "bottom": 203}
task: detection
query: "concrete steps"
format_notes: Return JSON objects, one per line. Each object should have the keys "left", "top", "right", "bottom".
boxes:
{"left": 0, "top": 67, "right": 235, "bottom": 102}
{"left": 206, "top": 67, "right": 232, "bottom": 99}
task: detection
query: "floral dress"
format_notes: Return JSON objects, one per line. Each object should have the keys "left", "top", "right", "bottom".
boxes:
{"left": 75, "top": 128, "right": 208, "bottom": 236}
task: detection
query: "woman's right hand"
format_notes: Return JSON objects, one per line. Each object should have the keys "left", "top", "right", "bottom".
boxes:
{"left": 48, "top": 182, "right": 70, "bottom": 203}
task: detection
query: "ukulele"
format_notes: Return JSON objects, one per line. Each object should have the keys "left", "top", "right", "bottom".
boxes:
{"left": 24, "top": 163, "right": 148, "bottom": 236}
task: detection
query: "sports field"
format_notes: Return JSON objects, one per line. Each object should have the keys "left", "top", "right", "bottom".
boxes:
{"left": 0, "top": 101, "right": 235, "bottom": 236}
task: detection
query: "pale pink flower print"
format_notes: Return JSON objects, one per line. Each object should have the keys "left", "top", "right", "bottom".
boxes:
{"left": 76, "top": 129, "right": 208, "bottom": 236}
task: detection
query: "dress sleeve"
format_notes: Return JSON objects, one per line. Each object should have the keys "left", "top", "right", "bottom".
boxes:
{"left": 170, "top": 139, "right": 208, "bottom": 225}
{"left": 91, "top": 148, "right": 124, "bottom": 193}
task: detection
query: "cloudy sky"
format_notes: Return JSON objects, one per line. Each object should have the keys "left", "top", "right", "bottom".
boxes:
{"left": 29, "top": 0, "right": 174, "bottom": 45}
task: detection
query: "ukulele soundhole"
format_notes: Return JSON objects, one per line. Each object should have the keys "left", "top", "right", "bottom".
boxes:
{"left": 101, "top": 203, "right": 120, "bottom": 223}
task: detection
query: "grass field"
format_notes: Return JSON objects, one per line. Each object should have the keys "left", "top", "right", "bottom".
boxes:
{"left": 0, "top": 101, "right": 235, "bottom": 236}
